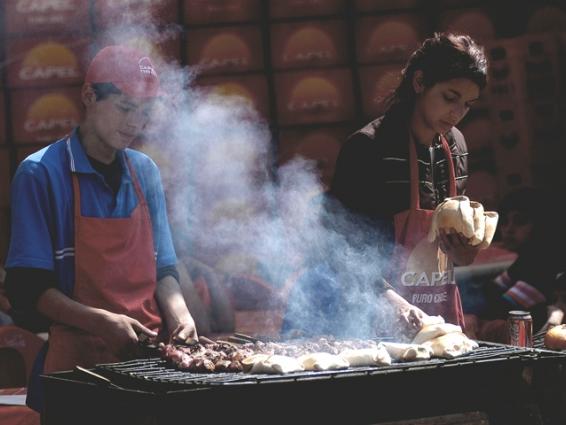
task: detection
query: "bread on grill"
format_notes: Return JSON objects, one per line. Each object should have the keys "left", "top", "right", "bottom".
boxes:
{"left": 299, "top": 352, "right": 349, "bottom": 370}
{"left": 544, "top": 324, "right": 566, "bottom": 350}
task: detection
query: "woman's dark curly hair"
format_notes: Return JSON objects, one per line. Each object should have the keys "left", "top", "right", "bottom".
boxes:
{"left": 385, "top": 32, "right": 488, "bottom": 113}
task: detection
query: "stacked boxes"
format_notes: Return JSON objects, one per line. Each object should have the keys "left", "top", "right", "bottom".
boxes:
{"left": 485, "top": 33, "right": 565, "bottom": 195}
{"left": 0, "top": 0, "right": 563, "bottom": 241}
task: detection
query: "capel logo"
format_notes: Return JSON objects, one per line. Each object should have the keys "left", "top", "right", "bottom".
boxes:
{"left": 401, "top": 270, "right": 454, "bottom": 287}
{"left": 138, "top": 57, "right": 157, "bottom": 77}
{"left": 212, "top": 82, "right": 255, "bottom": 108}
{"left": 372, "top": 70, "right": 401, "bottom": 105}
{"left": 105, "top": 0, "right": 165, "bottom": 6}
{"left": 200, "top": 34, "right": 251, "bottom": 68}
{"left": 24, "top": 93, "right": 80, "bottom": 133}
{"left": 19, "top": 41, "right": 79, "bottom": 81}
{"left": 283, "top": 27, "right": 336, "bottom": 63}
{"left": 287, "top": 77, "right": 340, "bottom": 112}
{"left": 16, "top": 0, "right": 75, "bottom": 13}
{"left": 366, "top": 21, "right": 419, "bottom": 57}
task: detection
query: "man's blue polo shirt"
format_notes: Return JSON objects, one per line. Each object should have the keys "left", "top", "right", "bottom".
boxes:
{"left": 6, "top": 129, "right": 177, "bottom": 297}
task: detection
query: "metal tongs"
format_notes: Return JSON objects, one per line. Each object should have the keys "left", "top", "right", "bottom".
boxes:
{"left": 74, "top": 365, "right": 125, "bottom": 390}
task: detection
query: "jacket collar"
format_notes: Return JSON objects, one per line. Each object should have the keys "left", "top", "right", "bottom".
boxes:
{"left": 65, "top": 127, "right": 132, "bottom": 182}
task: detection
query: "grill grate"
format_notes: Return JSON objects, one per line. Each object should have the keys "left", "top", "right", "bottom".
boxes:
{"left": 93, "top": 341, "right": 564, "bottom": 392}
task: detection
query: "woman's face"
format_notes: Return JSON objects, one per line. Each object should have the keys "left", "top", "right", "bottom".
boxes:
{"left": 499, "top": 210, "right": 534, "bottom": 252}
{"left": 414, "top": 77, "right": 480, "bottom": 136}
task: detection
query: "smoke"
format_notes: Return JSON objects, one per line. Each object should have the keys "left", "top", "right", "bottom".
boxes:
{"left": 98, "top": 6, "right": 400, "bottom": 340}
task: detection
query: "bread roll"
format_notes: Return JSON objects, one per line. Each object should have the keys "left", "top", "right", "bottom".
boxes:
{"left": 299, "top": 352, "right": 349, "bottom": 371}
{"left": 420, "top": 315, "right": 445, "bottom": 327}
{"left": 544, "top": 324, "right": 566, "bottom": 350}
{"left": 478, "top": 211, "right": 499, "bottom": 250}
{"left": 469, "top": 201, "right": 486, "bottom": 246}
{"left": 339, "top": 345, "right": 392, "bottom": 367}
{"left": 241, "top": 353, "right": 270, "bottom": 372}
{"left": 250, "top": 355, "right": 304, "bottom": 374}
{"left": 412, "top": 323, "right": 462, "bottom": 344}
{"left": 422, "top": 332, "right": 478, "bottom": 358}
{"left": 381, "top": 342, "right": 432, "bottom": 361}
{"left": 427, "top": 196, "right": 475, "bottom": 242}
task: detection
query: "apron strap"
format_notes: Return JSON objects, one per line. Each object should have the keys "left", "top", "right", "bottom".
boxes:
{"left": 408, "top": 134, "right": 457, "bottom": 210}
{"left": 123, "top": 153, "right": 148, "bottom": 208}
{"left": 71, "top": 152, "right": 148, "bottom": 218}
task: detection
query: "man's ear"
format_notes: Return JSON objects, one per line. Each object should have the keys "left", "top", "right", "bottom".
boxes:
{"left": 412, "top": 70, "right": 424, "bottom": 94}
{"left": 81, "top": 83, "right": 97, "bottom": 106}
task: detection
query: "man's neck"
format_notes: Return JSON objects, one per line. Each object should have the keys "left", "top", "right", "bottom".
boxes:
{"left": 78, "top": 124, "right": 117, "bottom": 164}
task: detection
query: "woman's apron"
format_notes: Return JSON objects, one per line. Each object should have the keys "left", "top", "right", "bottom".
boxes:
{"left": 391, "top": 136, "right": 465, "bottom": 327}
{"left": 43, "top": 154, "right": 162, "bottom": 372}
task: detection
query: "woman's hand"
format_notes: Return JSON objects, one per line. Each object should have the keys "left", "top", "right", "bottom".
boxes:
{"left": 383, "top": 288, "right": 428, "bottom": 337}
{"left": 438, "top": 229, "right": 480, "bottom": 266}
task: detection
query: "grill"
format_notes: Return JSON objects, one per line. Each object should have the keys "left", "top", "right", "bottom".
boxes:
{"left": 42, "top": 340, "right": 566, "bottom": 425}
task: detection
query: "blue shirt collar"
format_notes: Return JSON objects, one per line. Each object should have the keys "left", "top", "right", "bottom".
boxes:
{"left": 65, "top": 127, "right": 133, "bottom": 183}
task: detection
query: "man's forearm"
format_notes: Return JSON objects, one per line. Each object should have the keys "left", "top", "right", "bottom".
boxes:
{"left": 36, "top": 288, "right": 108, "bottom": 335}
{"left": 155, "top": 275, "right": 194, "bottom": 334}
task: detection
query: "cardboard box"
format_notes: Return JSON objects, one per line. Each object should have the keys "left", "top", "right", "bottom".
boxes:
{"left": 0, "top": 208, "right": 10, "bottom": 264}
{"left": 196, "top": 74, "right": 270, "bottom": 119}
{"left": 437, "top": 8, "right": 496, "bottom": 44}
{"left": 275, "top": 69, "right": 355, "bottom": 125}
{"left": 183, "top": 0, "right": 260, "bottom": 25}
{"left": 356, "top": 14, "right": 426, "bottom": 64}
{"left": 10, "top": 87, "right": 82, "bottom": 144}
{"left": 465, "top": 170, "right": 499, "bottom": 212}
{"left": 4, "top": 0, "right": 90, "bottom": 35}
{"left": 94, "top": 32, "right": 182, "bottom": 68}
{"left": 485, "top": 34, "right": 562, "bottom": 102}
{"left": 94, "top": 0, "right": 179, "bottom": 29}
{"left": 458, "top": 114, "right": 495, "bottom": 153}
{"left": 271, "top": 20, "right": 348, "bottom": 70}
{"left": 0, "top": 92, "right": 5, "bottom": 145}
{"left": 526, "top": 5, "right": 566, "bottom": 34}
{"left": 5, "top": 37, "right": 90, "bottom": 89}
{"left": 355, "top": 0, "right": 419, "bottom": 12}
{"left": 270, "top": 0, "right": 346, "bottom": 18}
{"left": 0, "top": 149, "right": 10, "bottom": 207}
{"left": 358, "top": 64, "right": 403, "bottom": 119}
{"left": 185, "top": 26, "right": 263, "bottom": 75}
{"left": 278, "top": 126, "right": 351, "bottom": 189}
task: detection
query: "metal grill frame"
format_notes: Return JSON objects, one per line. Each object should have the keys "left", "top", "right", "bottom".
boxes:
{"left": 41, "top": 341, "right": 566, "bottom": 425}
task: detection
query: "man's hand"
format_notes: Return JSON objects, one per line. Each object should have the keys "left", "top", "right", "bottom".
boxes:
{"left": 438, "top": 229, "right": 480, "bottom": 266}
{"left": 383, "top": 288, "right": 428, "bottom": 337}
{"left": 96, "top": 310, "right": 157, "bottom": 358}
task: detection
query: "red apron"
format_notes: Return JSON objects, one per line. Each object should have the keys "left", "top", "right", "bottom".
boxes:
{"left": 391, "top": 136, "right": 465, "bottom": 327}
{"left": 44, "top": 155, "right": 162, "bottom": 372}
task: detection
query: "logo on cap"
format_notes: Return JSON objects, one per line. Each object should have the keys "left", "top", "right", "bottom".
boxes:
{"left": 138, "top": 57, "right": 156, "bottom": 77}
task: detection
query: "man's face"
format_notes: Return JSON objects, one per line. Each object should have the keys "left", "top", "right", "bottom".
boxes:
{"left": 500, "top": 210, "right": 534, "bottom": 252}
{"left": 415, "top": 77, "right": 480, "bottom": 136}
{"left": 89, "top": 93, "right": 154, "bottom": 151}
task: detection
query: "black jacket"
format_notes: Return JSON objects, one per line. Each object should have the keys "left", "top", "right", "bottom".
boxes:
{"left": 329, "top": 108, "right": 469, "bottom": 268}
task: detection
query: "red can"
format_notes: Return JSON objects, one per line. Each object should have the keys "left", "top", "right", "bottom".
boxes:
{"left": 507, "top": 310, "right": 533, "bottom": 347}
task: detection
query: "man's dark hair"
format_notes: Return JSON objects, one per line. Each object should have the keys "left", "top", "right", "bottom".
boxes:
{"left": 91, "top": 82, "right": 122, "bottom": 101}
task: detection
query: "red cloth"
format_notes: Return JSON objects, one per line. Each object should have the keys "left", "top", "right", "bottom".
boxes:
{"left": 0, "top": 388, "right": 40, "bottom": 425}
{"left": 391, "top": 136, "right": 464, "bottom": 327}
{"left": 0, "top": 327, "right": 43, "bottom": 382}
{"left": 45, "top": 157, "right": 162, "bottom": 373}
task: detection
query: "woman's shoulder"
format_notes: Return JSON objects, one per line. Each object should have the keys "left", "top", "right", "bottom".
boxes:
{"left": 446, "top": 126, "right": 467, "bottom": 154}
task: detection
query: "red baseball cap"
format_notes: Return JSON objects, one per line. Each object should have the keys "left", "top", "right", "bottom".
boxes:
{"left": 85, "top": 45, "right": 160, "bottom": 98}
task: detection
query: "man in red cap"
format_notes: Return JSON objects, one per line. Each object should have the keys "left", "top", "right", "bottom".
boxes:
{"left": 4, "top": 45, "right": 198, "bottom": 412}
